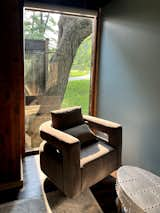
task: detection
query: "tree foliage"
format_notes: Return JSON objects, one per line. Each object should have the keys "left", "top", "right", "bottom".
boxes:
{"left": 24, "top": 10, "right": 57, "bottom": 45}
{"left": 24, "top": 11, "right": 92, "bottom": 107}
{"left": 71, "top": 35, "right": 92, "bottom": 71}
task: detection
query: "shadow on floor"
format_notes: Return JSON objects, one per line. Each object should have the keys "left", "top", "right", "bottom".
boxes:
{"left": 0, "top": 155, "right": 118, "bottom": 213}
{"left": 42, "top": 177, "right": 118, "bottom": 213}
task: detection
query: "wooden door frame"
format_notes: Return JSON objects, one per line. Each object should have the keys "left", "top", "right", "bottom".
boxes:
{"left": 89, "top": 8, "right": 101, "bottom": 116}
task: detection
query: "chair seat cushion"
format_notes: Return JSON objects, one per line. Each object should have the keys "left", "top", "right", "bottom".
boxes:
{"left": 80, "top": 139, "right": 117, "bottom": 190}
{"left": 51, "top": 106, "right": 84, "bottom": 130}
{"left": 80, "top": 139, "right": 114, "bottom": 167}
{"left": 64, "top": 124, "right": 97, "bottom": 146}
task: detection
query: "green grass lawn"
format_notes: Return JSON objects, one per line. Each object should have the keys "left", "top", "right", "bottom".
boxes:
{"left": 62, "top": 79, "right": 90, "bottom": 114}
{"left": 69, "top": 69, "right": 89, "bottom": 77}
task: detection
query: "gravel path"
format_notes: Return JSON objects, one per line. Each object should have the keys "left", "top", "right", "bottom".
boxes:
{"left": 69, "top": 73, "right": 90, "bottom": 81}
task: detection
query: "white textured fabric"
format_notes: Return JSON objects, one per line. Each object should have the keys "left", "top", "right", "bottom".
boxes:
{"left": 116, "top": 166, "right": 160, "bottom": 213}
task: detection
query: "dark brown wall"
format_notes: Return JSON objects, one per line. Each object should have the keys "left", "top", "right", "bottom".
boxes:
{"left": 0, "top": 0, "right": 24, "bottom": 185}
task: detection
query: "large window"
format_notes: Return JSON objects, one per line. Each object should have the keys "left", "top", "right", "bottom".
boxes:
{"left": 24, "top": 8, "right": 94, "bottom": 152}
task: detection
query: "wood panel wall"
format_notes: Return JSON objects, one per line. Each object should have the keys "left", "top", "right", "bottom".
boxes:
{"left": 0, "top": 0, "right": 24, "bottom": 189}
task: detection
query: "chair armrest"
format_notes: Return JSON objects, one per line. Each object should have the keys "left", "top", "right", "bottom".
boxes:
{"left": 83, "top": 115, "right": 121, "bottom": 133}
{"left": 40, "top": 121, "right": 80, "bottom": 150}
{"left": 83, "top": 115, "right": 122, "bottom": 166}
{"left": 39, "top": 120, "right": 81, "bottom": 197}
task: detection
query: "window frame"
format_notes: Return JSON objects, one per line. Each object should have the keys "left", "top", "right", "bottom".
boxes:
{"left": 22, "top": 2, "right": 101, "bottom": 155}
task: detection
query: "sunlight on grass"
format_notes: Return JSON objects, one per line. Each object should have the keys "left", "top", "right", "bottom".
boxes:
{"left": 69, "top": 70, "right": 89, "bottom": 77}
{"left": 62, "top": 80, "right": 90, "bottom": 115}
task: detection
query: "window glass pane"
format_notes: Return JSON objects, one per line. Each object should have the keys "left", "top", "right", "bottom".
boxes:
{"left": 24, "top": 9, "right": 93, "bottom": 152}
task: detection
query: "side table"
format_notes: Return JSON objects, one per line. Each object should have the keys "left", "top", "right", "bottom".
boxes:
{"left": 116, "top": 166, "right": 160, "bottom": 213}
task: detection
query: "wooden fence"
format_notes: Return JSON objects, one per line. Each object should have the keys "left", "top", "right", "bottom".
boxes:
{"left": 24, "top": 39, "right": 49, "bottom": 96}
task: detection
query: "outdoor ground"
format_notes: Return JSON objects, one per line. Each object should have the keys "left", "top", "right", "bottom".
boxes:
{"left": 62, "top": 69, "right": 90, "bottom": 114}
{"left": 62, "top": 79, "right": 90, "bottom": 114}
{"left": 25, "top": 70, "right": 90, "bottom": 151}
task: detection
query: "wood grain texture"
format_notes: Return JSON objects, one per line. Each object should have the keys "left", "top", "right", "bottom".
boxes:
{"left": 0, "top": 0, "right": 24, "bottom": 185}
{"left": 89, "top": 9, "right": 102, "bottom": 116}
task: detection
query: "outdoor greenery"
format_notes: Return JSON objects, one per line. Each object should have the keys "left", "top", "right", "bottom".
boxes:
{"left": 24, "top": 10, "right": 92, "bottom": 151}
{"left": 71, "top": 35, "right": 92, "bottom": 72}
{"left": 69, "top": 70, "right": 89, "bottom": 77}
{"left": 24, "top": 10, "right": 91, "bottom": 113}
{"left": 24, "top": 10, "right": 59, "bottom": 49}
{"left": 24, "top": 10, "right": 92, "bottom": 76}
{"left": 62, "top": 80, "right": 90, "bottom": 114}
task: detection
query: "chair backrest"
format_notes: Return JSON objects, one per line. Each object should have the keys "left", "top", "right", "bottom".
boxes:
{"left": 51, "top": 106, "right": 97, "bottom": 146}
{"left": 51, "top": 106, "right": 84, "bottom": 130}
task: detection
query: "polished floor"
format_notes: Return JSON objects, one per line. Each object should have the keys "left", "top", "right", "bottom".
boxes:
{"left": 0, "top": 155, "right": 118, "bottom": 213}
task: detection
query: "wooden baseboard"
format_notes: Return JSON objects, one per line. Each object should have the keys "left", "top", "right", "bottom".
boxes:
{"left": 0, "top": 180, "right": 23, "bottom": 191}
{"left": 0, "top": 159, "right": 23, "bottom": 191}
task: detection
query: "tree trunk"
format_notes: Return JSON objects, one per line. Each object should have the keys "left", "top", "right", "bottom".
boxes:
{"left": 46, "top": 15, "right": 92, "bottom": 104}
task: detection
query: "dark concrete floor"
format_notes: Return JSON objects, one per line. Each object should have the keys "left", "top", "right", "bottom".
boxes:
{"left": 0, "top": 155, "right": 118, "bottom": 213}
